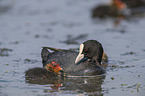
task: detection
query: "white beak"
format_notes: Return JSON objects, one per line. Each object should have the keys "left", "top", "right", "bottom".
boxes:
{"left": 75, "top": 44, "right": 84, "bottom": 64}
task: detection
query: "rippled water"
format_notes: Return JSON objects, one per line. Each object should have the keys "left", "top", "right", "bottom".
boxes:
{"left": 0, "top": 0, "right": 145, "bottom": 96}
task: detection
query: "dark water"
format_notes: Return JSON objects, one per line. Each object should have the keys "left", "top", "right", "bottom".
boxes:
{"left": 0, "top": 0, "right": 145, "bottom": 96}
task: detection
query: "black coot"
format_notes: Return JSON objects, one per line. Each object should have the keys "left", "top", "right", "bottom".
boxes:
{"left": 41, "top": 40, "right": 107, "bottom": 76}
{"left": 92, "top": 0, "right": 127, "bottom": 18}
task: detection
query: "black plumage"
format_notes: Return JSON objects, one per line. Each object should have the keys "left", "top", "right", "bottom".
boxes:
{"left": 41, "top": 40, "right": 106, "bottom": 76}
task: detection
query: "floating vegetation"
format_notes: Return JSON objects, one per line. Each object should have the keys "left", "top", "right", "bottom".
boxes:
{"left": 60, "top": 34, "right": 88, "bottom": 45}
{"left": 107, "top": 63, "right": 135, "bottom": 72}
{"left": 121, "top": 84, "right": 128, "bottom": 86}
{"left": 137, "top": 83, "right": 141, "bottom": 92}
{"left": 24, "top": 59, "right": 38, "bottom": 64}
{"left": 10, "top": 41, "right": 19, "bottom": 44}
{"left": 121, "top": 83, "right": 141, "bottom": 92}
{"left": 111, "top": 65, "right": 118, "bottom": 68}
{"left": 4, "top": 71, "right": 9, "bottom": 73}
{"left": 111, "top": 77, "right": 115, "bottom": 80}
{"left": 0, "top": 4, "right": 11, "bottom": 14}
{"left": 4, "top": 64, "right": 9, "bottom": 66}
{"left": 35, "top": 34, "right": 40, "bottom": 38}
{"left": 121, "top": 51, "right": 136, "bottom": 56}
{"left": 118, "top": 61, "right": 125, "bottom": 65}
{"left": 119, "top": 65, "right": 135, "bottom": 68}
{"left": 0, "top": 48, "right": 13, "bottom": 56}
{"left": 106, "top": 28, "right": 126, "bottom": 34}
{"left": 34, "top": 34, "right": 50, "bottom": 39}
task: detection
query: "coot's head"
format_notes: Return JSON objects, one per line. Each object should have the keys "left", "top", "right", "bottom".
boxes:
{"left": 75, "top": 40, "right": 103, "bottom": 65}
{"left": 45, "top": 61, "right": 63, "bottom": 75}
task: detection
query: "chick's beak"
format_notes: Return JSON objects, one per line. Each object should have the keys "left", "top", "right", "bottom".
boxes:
{"left": 54, "top": 66, "right": 63, "bottom": 74}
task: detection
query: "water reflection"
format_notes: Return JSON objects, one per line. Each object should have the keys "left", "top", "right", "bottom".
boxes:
{"left": 25, "top": 76, "right": 106, "bottom": 95}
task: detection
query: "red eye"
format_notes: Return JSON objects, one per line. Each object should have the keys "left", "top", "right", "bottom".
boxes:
{"left": 54, "top": 64, "right": 59, "bottom": 67}
{"left": 85, "top": 49, "right": 88, "bottom": 52}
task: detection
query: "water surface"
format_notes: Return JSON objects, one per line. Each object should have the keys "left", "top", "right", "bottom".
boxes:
{"left": 0, "top": 0, "right": 145, "bottom": 96}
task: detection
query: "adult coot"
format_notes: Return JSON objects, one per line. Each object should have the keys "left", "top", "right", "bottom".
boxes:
{"left": 41, "top": 40, "right": 107, "bottom": 76}
{"left": 92, "top": 0, "right": 127, "bottom": 18}
{"left": 122, "top": 0, "right": 145, "bottom": 8}
{"left": 122, "top": 0, "right": 145, "bottom": 15}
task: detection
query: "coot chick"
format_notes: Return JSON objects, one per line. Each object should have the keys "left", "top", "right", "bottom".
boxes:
{"left": 92, "top": 0, "right": 127, "bottom": 18}
{"left": 41, "top": 40, "right": 107, "bottom": 76}
{"left": 25, "top": 61, "right": 63, "bottom": 78}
